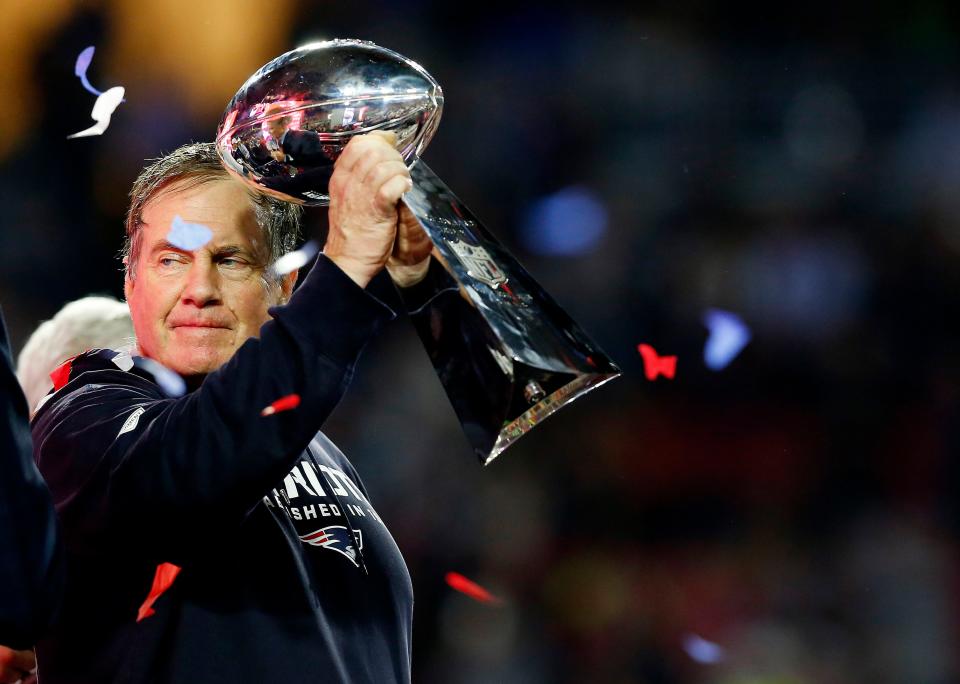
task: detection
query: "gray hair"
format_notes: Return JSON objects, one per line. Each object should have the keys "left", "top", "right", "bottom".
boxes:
{"left": 16, "top": 296, "right": 136, "bottom": 413}
{"left": 121, "top": 142, "right": 302, "bottom": 281}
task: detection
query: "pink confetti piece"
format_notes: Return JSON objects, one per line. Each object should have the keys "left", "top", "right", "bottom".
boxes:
{"left": 166, "top": 215, "right": 213, "bottom": 251}
{"left": 445, "top": 571, "right": 502, "bottom": 605}
{"left": 637, "top": 343, "right": 677, "bottom": 380}
{"left": 67, "top": 86, "right": 125, "bottom": 139}
{"left": 270, "top": 241, "right": 319, "bottom": 277}
{"left": 261, "top": 393, "right": 301, "bottom": 416}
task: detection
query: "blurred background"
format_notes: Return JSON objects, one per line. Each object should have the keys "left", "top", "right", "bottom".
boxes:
{"left": 3, "top": 1, "right": 960, "bottom": 682}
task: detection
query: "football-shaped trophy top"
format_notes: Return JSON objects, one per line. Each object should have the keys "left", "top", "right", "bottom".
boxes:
{"left": 216, "top": 39, "right": 443, "bottom": 205}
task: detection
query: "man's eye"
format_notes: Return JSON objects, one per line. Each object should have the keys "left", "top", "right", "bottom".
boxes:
{"left": 220, "top": 258, "right": 244, "bottom": 267}
{"left": 159, "top": 256, "right": 182, "bottom": 267}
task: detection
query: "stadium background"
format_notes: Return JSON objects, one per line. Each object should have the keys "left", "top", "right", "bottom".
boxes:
{"left": 2, "top": 2, "right": 959, "bottom": 681}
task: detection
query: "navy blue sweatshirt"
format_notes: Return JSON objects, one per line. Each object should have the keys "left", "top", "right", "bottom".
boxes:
{"left": 31, "top": 257, "right": 414, "bottom": 683}
{"left": 0, "top": 309, "right": 63, "bottom": 649}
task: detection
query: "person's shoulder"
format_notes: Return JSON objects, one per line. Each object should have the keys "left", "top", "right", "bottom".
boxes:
{"left": 32, "top": 348, "right": 161, "bottom": 424}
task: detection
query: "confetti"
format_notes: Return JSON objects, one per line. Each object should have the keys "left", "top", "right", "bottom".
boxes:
{"left": 136, "top": 563, "right": 181, "bottom": 622}
{"left": 270, "top": 240, "right": 319, "bottom": 277}
{"left": 703, "top": 308, "right": 751, "bottom": 371}
{"left": 67, "top": 86, "right": 125, "bottom": 139}
{"left": 74, "top": 46, "right": 103, "bottom": 96}
{"left": 444, "top": 571, "right": 502, "bottom": 605}
{"left": 261, "top": 393, "right": 301, "bottom": 416}
{"left": 166, "top": 215, "right": 213, "bottom": 251}
{"left": 637, "top": 343, "right": 677, "bottom": 380}
{"left": 49, "top": 355, "right": 79, "bottom": 392}
{"left": 133, "top": 357, "right": 186, "bottom": 397}
{"left": 682, "top": 633, "right": 726, "bottom": 664}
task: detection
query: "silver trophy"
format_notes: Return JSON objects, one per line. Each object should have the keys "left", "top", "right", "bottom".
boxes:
{"left": 217, "top": 39, "right": 620, "bottom": 464}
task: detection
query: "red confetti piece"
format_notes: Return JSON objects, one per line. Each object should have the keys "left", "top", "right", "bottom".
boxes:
{"left": 136, "top": 562, "right": 181, "bottom": 622}
{"left": 637, "top": 343, "right": 677, "bottom": 380}
{"left": 261, "top": 393, "right": 301, "bottom": 416}
{"left": 49, "top": 355, "right": 79, "bottom": 391}
{"left": 445, "top": 571, "right": 502, "bottom": 605}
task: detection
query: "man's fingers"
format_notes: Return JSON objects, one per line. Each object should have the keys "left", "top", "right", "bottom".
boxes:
{"left": 349, "top": 144, "right": 405, "bottom": 189}
{"left": 365, "top": 161, "right": 411, "bottom": 203}
{"left": 336, "top": 132, "right": 398, "bottom": 176}
{"left": 367, "top": 130, "right": 397, "bottom": 145}
{"left": 375, "top": 174, "right": 414, "bottom": 215}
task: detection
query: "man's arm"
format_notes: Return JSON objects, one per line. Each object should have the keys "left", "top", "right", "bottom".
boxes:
{"left": 0, "top": 309, "right": 63, "bottom": 649}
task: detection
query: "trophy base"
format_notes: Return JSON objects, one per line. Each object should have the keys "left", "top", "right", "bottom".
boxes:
{"left": 488, "top": 368, "right": 620, "bottom": 466}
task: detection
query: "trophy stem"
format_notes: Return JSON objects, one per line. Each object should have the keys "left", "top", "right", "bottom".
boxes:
{"left": 401, "top": 161, "right": 621, "bottom": 465}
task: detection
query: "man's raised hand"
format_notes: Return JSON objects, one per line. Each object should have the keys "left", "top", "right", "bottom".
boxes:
{"left": 324, "top": 132, "right": 413, "bottom": 288}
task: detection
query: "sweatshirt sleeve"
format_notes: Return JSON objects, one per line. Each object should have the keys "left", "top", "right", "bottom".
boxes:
{"left": 32, "top": 256, "right": 394, "bottom": 563}
{"left": 0, "top": 310, "right": 64, "bottom": 648}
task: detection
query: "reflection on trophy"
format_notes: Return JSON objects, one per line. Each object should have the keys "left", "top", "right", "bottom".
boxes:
{"left": 216, "top": 39, "right": 620, "bottom": 465}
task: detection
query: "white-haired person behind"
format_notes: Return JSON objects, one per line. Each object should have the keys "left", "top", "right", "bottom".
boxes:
{"left": 16, "top": 296, "right": 134, "bottom": 414}
{"left": 0, "top": 296, "right": 133, "bottom": 683}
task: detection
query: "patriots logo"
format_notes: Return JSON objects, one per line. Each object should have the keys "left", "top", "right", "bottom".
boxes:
{"left": 298, "top": 526, "right": 364, "bottom": 566}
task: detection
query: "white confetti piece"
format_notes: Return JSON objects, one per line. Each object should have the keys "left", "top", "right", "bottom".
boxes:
{"left": 67, "top": 86, "right": 125, "bottom": 139}
{"left": 270, "top": 240, "right": 319, "bottom": 277}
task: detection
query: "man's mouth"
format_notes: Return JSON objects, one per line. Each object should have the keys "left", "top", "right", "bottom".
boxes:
{"left": 171, "top": 322, "right": 231, "bottom": 329}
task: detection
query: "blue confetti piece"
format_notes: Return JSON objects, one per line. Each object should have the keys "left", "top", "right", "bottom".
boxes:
{"left": 703, "top": 308, "right": 752, "bottom": 371}
{"left": 166, "top": 215, "right": 213, "bottom": 251}
{"left": 133, "top": 357, "right": 186, "bottom": 398}
{"left": 682, "top": 633, "right": 725, "bottom": 664}
{"left": 74, "top": 46, "right": 103, "bottom": 96}
{"left": 520, "top": 186, "right": 608, "bottom": 257}
{"left": 74, "top": 46, "right": 94, "bottom": 77}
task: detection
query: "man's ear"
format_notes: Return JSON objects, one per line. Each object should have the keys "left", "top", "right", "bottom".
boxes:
{"left": 123, "top": 257, "right": 134, "bottom": 300}
{"left": 123, "top": 256, "right": 137, "bottom": 302}
{"left": 279, "top": 269, "right": 298, "bottom": 304}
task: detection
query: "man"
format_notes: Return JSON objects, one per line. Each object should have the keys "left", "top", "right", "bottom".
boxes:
{"left": 32, "top": 131, "right": 434, "bottom": 683}
{"left": 0, "top": 308, "right": 63, "bottom": 684}
{"left": 265, "top": 109, "right": 328, "bottom": 167}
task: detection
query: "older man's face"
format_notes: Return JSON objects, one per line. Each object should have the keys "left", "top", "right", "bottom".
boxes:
{"left": 267, "top": 118, "right": 288, "bottom": 139}
{"left": 124, "top": 179, "right": 296, "bottom": 377}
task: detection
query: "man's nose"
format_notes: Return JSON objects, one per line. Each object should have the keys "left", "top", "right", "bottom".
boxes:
{"left": 180, "top": 260, "right": 222, "bottom": 308}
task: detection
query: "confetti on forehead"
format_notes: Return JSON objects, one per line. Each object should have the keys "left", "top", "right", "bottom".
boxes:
{"left": 703, "top": 308, "right": 751, "bottom": 371}
{"left": 133, "top": 357, "right": 186, "bottom": 397}
{"left": 269, "top": 240, "right": 319, "bottom": 278}
{"left": 67, "top": 86, "right": 125, "bottom": 139}
{"left": 166, "top": 215, "right": 213, "bottom": 251}
{"left": 74, "top": 46, "right": 103, "bottom": 97}
{"left": 682, "top": 633, "right": 726, "bottom": 664}
{"left": 444, "top": 572, "right": 502, "bottom": 605}
{"left": 261, "top": 393, "right": 301, "bottom": 416}
{"left": 637, "top": 343, "right": 677, "bottom": 380}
